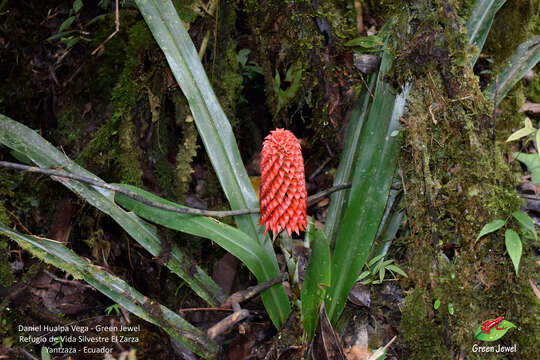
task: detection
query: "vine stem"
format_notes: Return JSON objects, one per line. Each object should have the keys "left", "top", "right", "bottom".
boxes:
{"left": 0, "top": 161, "right": 351, "bottom": 218}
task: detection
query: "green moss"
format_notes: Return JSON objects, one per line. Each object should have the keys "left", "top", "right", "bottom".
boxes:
{"left": 401, "top": 289, "right": 450, "bottom": 359}
{"left": 454, "top": 0, "right": 476, "bottom": 19}
{"left": 22, "top": 263, "right": 41, "bottom": 284}
{"left": 213, "top": 42, "right": 244, "bottom": 130}
{"left": 0, "top": 199, "right": 9, "bottom": 226}
{"left": 172, "top": 94, "right": 199, "bottom": 201}
{"left": 317, "top": 0, "right": 357, "bottom": 41}
{"left": 0, "top": 239, "right": 15, "bottom": 287}
{"left": 172, "top": 0, "right": 202, "bottom": 24}
{"left": 78, "top": 22, "right": 155, "bottom": 185}
{"left": 118, "top": 113, "right": 144, "bottom": 186}
{"left": 55, "top": 106, "right": 88, "bottom": 153}
{"left": 244, "top": 0, "right": 361, "bottom": 150}
{"left": 209, "top": 1, "right": 244, "bottom": 131}
{"left": 246, "top": 0, "right": 323, "bottom": 120}
{"left": 87, "top": 10, "right": 139, "bottom": 101}
{"left": 526, "top": 64, "right": 540, "bottom": 104}
{"left": 148, "top": 85, "right": 177, "bottom": 199}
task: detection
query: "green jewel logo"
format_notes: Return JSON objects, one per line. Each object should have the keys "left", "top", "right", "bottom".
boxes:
{"left": 474, "top": 316, "right": 516, "bottom": 342}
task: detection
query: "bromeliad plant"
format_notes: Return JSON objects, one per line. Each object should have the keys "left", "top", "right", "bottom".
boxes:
{"left": 1, "top": 0, "right": 539, "bottom": 358}
{"left": 0, "top": 9, "right": 405, "bottom": 355}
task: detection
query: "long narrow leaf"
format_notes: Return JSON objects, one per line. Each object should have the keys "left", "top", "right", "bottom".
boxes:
{"left": 370, "top": 209, "right": 404, "bottom": 262}
{"left": 133, "top": 0, "right": 289, "bottom": 327}
{"left": 373, "top": 180, "right": 402, "bottom": 244}
{"left": 325, "top": 75, "right": 377, "bottom": 247}
{"left": 466, "top": 0, "right": 507, "bottom": 66}
{"left": 0, "top": 115, "right": 225, "bottom": 306}
{"left": 0, "top": 224, "right": 218, "bottom": 359}
{"left": 486, "top": 35, "right": 540, "bottom": 105}
{"left": 134, "top": 0, "right": 259, "bottom": 241}
{"left": 301, "top": 222, "right": 331, "bottom": 340}
{"left": 114, "top": 185, "right": 290, "bottom": 327}
{"left": 325, "top": 44, "right": 410, "bottom": 324}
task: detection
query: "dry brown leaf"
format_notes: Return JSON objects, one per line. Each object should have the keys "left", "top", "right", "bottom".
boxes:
{"left": 312, "top": 303, "right": 346, "bottom": 360}
{"left": 529, "top": 279, "right": 540, "bottom": 301}
{"left": 344, "top": 346, "right": 371, "bottom": 360}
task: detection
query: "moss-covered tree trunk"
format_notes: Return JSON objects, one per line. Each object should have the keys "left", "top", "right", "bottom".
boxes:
{"left": 392, "top": 1, "right": 538, "bottom": 358}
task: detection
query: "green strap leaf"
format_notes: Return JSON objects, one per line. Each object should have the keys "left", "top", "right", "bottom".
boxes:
{"left": 133, "top": 0, "right": 260, "bottom": 241}
{"left": 486, "top": 35, "right": 540, "bottom": 105}
{"left": 133, "top": 0, "right": 289, "bottom": 327}
{"left": 466, "top": 0, "right": 507, "bottom": 66}
{"left": 114, "top": 184, "right": 290, "bottom": 328}
{"left": 0, "top": 224, "right": 218, "bottom": 359}
{"left": 324, "top": 22, "right": 395, "bottom": 248}
{"left": 301, "top": 222, "right": 331, "bottom": 340}
{"left": 0, "top": 114, "right": 225, "bottom": 307}
{"left": 325, "top": 38, "right": 410, "bottom": 324}
{"left": 505, "top": 229, "right": 522, "bottom": 277}
{"left": 324, "top": 73, "right": 376, "bottom": 247}
{"left": 369, "top": 205, "right": 403, "bottom": 264}
{"left": 476, "top": 219, "right": 506, "bottom": 242}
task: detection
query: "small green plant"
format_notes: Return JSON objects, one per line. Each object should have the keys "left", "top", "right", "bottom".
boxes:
{"left": 105, "top": 304, "right": 121, "bottom": 316}
{"left": 505, "top": 117, "right": 538, "bottom": 146}
{"left": 476, "top": 211, "right": 537, "bottom": 276}
{"left": 52, "top": 336, "right": 63, "bottom": 349}
{"left": 344, "top": 35, "right": 384, "bottom": 53}
{"left": 356, "top": 254, "right": 408, "bottom": 285}
{"left": 272, "top": 61, "right": 304, "bottom": 116}
{"left": 432, "top": 299, "right": 455, "bottom": 315}
{"left": 237, "top": 49, "right": 263, "bottom": 80}
{"left": 46, "top": 0, "right": 107, "bottom": 49}
{"left": 506, "top": 117, "right": 540, "bottom": 184}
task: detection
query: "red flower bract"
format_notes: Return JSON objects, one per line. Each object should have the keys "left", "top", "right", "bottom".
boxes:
{"left": 259, "top": 129, "right": 307, "bottom": 237}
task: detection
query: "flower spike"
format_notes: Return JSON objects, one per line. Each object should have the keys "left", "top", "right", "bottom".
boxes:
{"left": 259, "top": 129, "right": 307, "bottom": 237}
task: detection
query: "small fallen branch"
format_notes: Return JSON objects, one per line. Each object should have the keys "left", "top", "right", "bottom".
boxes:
{"left": 207, "top": 275, "right": 287, "bottom": 339}
{"left": 91, "top": 0, "right": 119, "bottom": 56}
{"left": 0, "top": 161, "right": 351, "bottom": 218}
{"left": 520, "top": 102, "right": 540, "bottom": 113}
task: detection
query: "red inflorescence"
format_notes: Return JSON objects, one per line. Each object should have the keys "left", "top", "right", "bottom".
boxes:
{"left": 259, "top": 128, "right": 307, "bottom": 237}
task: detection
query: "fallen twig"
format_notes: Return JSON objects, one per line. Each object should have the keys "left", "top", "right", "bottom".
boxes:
{"left": 91, "top": 0, "right": 119, "bottom": 56}
{"left": 207, "top": 275, "right": 287, "bottom": 339}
